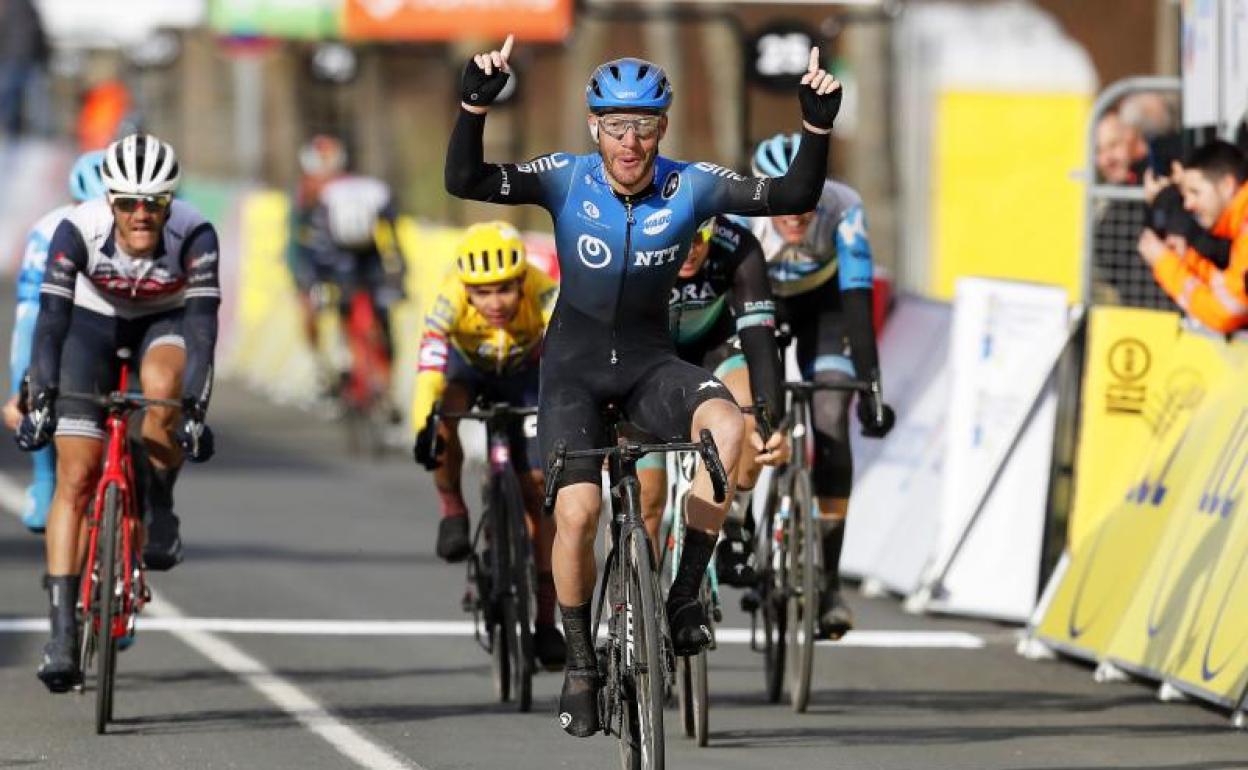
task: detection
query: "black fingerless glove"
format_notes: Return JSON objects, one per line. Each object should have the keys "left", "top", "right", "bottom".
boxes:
{"left": 798, "top": 81, "right": 843, "bottom": 131}
{"left": 461, "top": 60, "right": 511, "bottom": 108}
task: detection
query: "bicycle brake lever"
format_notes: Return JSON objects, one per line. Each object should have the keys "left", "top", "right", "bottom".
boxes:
{"left": 698, "top": 429, "right": 728, "bottom": 504}
{"left": 752, "top": 398, "right": 773, "bottom": 444}
{"left": 543, "top": 441, "right": 566, "bottom": 515}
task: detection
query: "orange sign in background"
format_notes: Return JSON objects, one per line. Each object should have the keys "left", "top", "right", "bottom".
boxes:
{"left": 343, "top": 0, "right": 573, "bottom": 42}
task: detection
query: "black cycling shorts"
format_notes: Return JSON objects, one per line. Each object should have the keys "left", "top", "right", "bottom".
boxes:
{"left": 444, "top": 347, "right": 542, "bottom": 471}
{"left": 538, "top": 345, "right": 735, "bottom": 490}
{"left": 56, "top": 307, "right": 185, "bottom": 441}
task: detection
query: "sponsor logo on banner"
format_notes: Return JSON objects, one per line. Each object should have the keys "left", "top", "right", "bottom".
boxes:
{"left": 1106, "top": 338, "right": 1151, "bottom": 414}
{"left": 343, "top": 0, "right": 573, "bottom": 42}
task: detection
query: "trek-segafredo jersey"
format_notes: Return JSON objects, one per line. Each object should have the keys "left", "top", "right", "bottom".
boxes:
{"left": 749, "top": 179, "right": 874, "bottom": 299}
{"left": 41, "top": 198, "right": 221, "bottom": 320}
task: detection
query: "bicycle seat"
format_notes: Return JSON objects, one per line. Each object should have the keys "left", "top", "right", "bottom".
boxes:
{"left": 115, "top": 347, "right": 133, "bottom": 362}
{"left": 601, "top": 403, "right": 663, "bottom": 445}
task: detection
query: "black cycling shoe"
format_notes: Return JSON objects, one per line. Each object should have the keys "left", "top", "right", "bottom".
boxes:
{"left": 715, "top": 524, "right": 756, "bottom": 588}
{"left": 557, "top": 667, "right": 601, "bottom": 737}
{"left": 36, "top": 632, "right": 81, "bottom": 693}
{"left": 535, "top": 623, "right": 567, "bottom": 670}
{"left": 666, "top": 597, "right": 712, "bottom": 657}
{"left": 143, "top": 511, "right": 183, "bottom": 572}
{"left": 817, "top": 589, "right": 855, "bottom": 640}
{"left": 436, "top": 516, "right": 471, "bottom": 563}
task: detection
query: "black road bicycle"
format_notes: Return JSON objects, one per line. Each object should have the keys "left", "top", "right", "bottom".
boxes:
{"left": 544, "top": 407, "right": 728, "bottom": 770}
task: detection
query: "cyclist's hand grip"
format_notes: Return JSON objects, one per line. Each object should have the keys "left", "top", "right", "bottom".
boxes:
{"left": 698, "top": 429, "right": 728, "bottom": 504}
{"left": 543, "top": 440, "right": 566, "bottom": 515}
{"left": 751, "top": 399, "right": 773, "bottom": 443}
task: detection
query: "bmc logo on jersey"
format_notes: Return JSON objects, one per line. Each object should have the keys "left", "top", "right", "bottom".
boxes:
{"left": 517, "top": 153, "right": 570, "bottom": 174}
{"left": 577, "top": 234, "right": 612, "bottom": 268}
{"left": 694, "top": 162, "right": 745, "bottom": 181}
{"left": 634, "top": 244, "right": 681, "bottom": 267}
{"left": 642, "top": 209, "right": 672, "bottom": 236}
{"left": 582, "top": 200, "right": 600, "bottom": 219}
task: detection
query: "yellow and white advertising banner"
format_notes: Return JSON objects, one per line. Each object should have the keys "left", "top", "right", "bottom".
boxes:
{"left": 924, "top": 278, "right": 1068, "bottom": 621}
{"left": 1034, "top": 327, "right": 1235, "bottom": 661}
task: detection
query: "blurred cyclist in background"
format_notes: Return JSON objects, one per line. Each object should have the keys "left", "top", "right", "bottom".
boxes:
{"left": 746, "top": 133, "right": 895, "bottom": 640}
{"left": 3, "top": 151, "right": 108, "bottom": 533}
{"left": 290, "top": 134, "right": 407, "bottom": 402}
{"left": 412, "top": 221, "right": 564, "bottom": 667}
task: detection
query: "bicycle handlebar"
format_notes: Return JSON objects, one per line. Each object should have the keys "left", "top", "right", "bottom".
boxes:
{"left": 783, "top": 379, "right": 872, "bottom": 396}
{"left": 542, "top": 428, "right": 729, "bottom": 514}
{"left": 60, "top": 391, "right": 183, "bottom": 410}
{"left": 438, "top": 404, "right": 540, "bottom": 422}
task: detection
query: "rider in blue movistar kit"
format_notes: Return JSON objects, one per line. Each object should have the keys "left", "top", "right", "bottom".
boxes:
{"left": 747, "top": 133, "right": 895, "bottom": 639}
{"left": 445, "top": 35, "right": 843, "bottom": 737}
{"left": 3, "top": 151, "right": 108, "bottom": 532}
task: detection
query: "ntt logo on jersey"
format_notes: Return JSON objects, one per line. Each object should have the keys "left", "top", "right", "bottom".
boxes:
{"left": 642, "top": 208, "right": 672, "bottom": 236}
{"left": 577, "top": 234, "right": 612, "bottom": 268}
{"left": 634, "top": 244, "right": 681, "bottom": 267}
{"left": 517, "top": 153, "right": 570, "bottom": 174}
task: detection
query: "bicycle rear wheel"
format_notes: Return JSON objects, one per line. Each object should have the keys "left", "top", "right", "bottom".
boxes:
{"left": 758, "top": 472, "right": 786, "bottom": 704}
{"left": 502, "top": 471, "right": 535, "bottom": 712}
{"left": 618, "top": 527, "right": 665, "bottom": 770}
{"left": 787, "top": 468, "right": 817, "bottom": 713}
{"left": 95, "top": 484, "right": 122, "bottom": 734}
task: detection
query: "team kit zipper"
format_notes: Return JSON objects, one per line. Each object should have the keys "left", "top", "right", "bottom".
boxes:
{"left": 610, "top": 198, "right": 635, "bottom": 366}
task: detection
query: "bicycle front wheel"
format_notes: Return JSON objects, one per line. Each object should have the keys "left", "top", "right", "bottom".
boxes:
{"left": 95, "top": 484, "right": 123, "bottom": 734}
{"left": 502, "top": 471, "right": 535, "bottom": 712}
{"left": 758, "top": 471, "right": 787, "bottom": 704}
{"left": 787, "top": 468, "right": 817, "bottom": 713}
{"left": 618, "top": 527, "right": 665, "bottom": 770}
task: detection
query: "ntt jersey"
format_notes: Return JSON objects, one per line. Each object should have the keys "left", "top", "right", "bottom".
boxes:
{"left": 411, "top": 266, "right": 558, "bottom": 427}
{"left": 749, "top": 179, "right": 874, "bottom": 299}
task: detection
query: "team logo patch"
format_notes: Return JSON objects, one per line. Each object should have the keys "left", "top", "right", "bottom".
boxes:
{"left": 582, "top": 200, "right": 600, "bottom": 220}
{"left": 662, "top": 171, "right": 681, "bottom": 200}
{"left": 577, "top": 234, "right": 612, "bottom": 269}
{"left": 516, "top": 153, "right": 570, "bottom": 174}
{"left": 642, "top": 208, "right": 672, "bottom": 236}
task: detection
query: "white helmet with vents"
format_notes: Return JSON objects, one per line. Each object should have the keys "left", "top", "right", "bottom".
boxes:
{"left": 101, "top": 133, "right": 181, "bottom": 196}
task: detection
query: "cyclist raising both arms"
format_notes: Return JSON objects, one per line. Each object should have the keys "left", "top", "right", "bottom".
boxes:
{"left": 445, "top": 34, "right": 843, "bottom": 736}
{"left": 412, "top": 221, "right": 565, "bottom": 667}
{"left": 17, "top": 133, "right": 221, "bottom": 692}
{"left": 3, "top": 150, "right": 109, "bottom": 533}
{"left": 635, "top": 215, "right": 789, "bottom": 583}
{"left": 746, "top": 133, "right": 895, "bottom": 639}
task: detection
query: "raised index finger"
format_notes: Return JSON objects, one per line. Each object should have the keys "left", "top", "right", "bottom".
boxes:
{"left": 807, "top": 46, "right": 820, "bottom": 73}
{"left": 500, "top": 34, "right": 515, "bottom": 62}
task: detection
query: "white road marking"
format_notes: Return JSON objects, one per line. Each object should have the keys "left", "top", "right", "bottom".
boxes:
{"left": 0, "top": 616, "right": 986, "bottom": 649}
{"left": 0, "top": 472, "right": 419, "bottom": 770}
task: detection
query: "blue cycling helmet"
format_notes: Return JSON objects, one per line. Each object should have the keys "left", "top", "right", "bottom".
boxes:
{"left": 68, "top": 150, "right": 108, "bottom": 202}
{"left": 751, "top": 133, "right": 801, "bottom": 178}
{"left": 586, "top": 58, "right": 673, "bottom": 113}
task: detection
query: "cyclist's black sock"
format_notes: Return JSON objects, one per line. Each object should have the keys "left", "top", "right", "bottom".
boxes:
{"left": 46, "top": 575, "right": 79, "bottom": 639}
{"left": 670, "top": 528, "right": 716, "bottom": 604}
{"left": 559, "top": 601, "right": 596, "bottom": 670}
{"left": 536, "top": 572, "right": 557, "bottom": 626}
{"left": 819, "top": 517, "right": 846, "bottom": 594}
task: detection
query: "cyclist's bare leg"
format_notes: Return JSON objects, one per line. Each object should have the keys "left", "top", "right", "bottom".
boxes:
{"left": 720, "top": 367, "right": 762, "bottom": 491}
{"left": 686, "top": 397, "right": 743, "bottom": 534}
{"left": 140, "top": 344, "right": 186, "bottom": 470}
{"left": 519, "top": 469, "right": 557, "bottom": 623}
{"left": 298, "top": 292, "right": 320, "bottom": 353}
{"left": 45, "top": 437, "right": 103, "bottom": 575}
{"left": 638, "top": 466, "right": 667, "bottom": 559}
{"left": 432, "top": 382, "right": 471, "bottom": 518}
{"left": 551, "top": 482, "right": 601, "bottom": 605}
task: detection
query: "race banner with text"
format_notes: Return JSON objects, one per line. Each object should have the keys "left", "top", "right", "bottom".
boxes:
{"left": 343, "top": 0, "right": 573, "bottom": 42}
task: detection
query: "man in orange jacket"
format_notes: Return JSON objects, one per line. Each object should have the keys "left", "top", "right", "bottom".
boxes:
{"left": 1139, "top": 141, "right": 1248, "bottom": 333}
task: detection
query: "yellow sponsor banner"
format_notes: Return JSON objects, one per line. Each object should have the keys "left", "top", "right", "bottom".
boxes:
{"left": 1034, "top": 330, "right": 1232, "bottom": 660}
{"left": 1067, "top": 307, "right": 1182, "bottom": 552}
{"left": 930, "top": 91, "right": 1090, "bottom": 302}
{"left": 1103, "top": 345, "right": 1248, "bottom": 681}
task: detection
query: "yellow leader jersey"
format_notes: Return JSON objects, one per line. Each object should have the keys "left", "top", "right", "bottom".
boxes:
{"left": 411, "top": 267, "right": 558, "bottom": 428}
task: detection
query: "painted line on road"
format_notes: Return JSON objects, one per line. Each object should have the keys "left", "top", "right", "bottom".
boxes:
{"left": 0, "top": 616, "right": 986, "bottom": 649}
{"left": 0, "top": 472, "right": 421, "bottom": 770}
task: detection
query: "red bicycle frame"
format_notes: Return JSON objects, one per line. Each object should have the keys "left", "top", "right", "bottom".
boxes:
{"left": 78, "top": 363, "right": 144, "bottom": 642}
{"left": 343, "top": 290, "right": 390, "bottom": 409}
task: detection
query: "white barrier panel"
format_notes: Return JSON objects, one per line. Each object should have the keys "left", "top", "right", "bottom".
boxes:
{"left": 843, "top": 297, "right": 951, "bottom": 594}
{"left": 0, "top": 140, "right": 72, "bottom": 275}
{"left": 925, "top": 278, "right": 1068, "bottom": 621}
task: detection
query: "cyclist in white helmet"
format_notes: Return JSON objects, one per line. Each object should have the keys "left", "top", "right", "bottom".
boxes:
{"left": 745, "top": 132, "right": 895, "bottom": 640}
{"left": 17, "top": 132, "right": 222, "bottom": 693}
{"left": 3, "top": 150, "right": 108, "bottom": 533}
{"left": 289, "top": 134, "right": 407, "bottom": 401}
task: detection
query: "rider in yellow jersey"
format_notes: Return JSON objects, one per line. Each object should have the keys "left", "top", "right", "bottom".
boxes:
{"left": 412, "top": 221, "right": 564, "bottom": 667}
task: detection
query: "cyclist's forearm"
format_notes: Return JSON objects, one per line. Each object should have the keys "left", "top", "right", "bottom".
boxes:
{"left": 738, "top": 325, "right": 785, "bottom": 422}
{"left": 764, "top": 129, "right": 829, "bottom": 215}
{"left": 181, "top": 298, "right": 219, "bottom": 409}
{"left": 412, "top": 370, "right": 447, "bottom": 430}
{"left": 842, "top": 288, "right": 881, "bottom": 386}
{"left": 445, "top": 109, "right": 546, "bottom": 204}
{"left": 9, "top": 301, "right": 37, "bottom": 396}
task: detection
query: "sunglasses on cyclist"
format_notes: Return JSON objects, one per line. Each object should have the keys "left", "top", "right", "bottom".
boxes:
{"left": 596, "top": 114, "right": 663, "bottom": 140}
{"left": 110, "top": 194, "right": 173, "bottom": 214}
{"left": 696, "top": 217, "right": 715, "bottom": 244}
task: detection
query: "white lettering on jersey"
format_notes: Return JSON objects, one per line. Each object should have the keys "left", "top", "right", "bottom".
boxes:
{"left": 641, "top": 208, "right": 672, "bottom": 236}
{"left": 693, "top": 162, "right": 745, "bottom": 181}
{"left": 577, "top": 234, "right": 612, "bottom": 269}
{"left": 516, "top": 153, "right": 570, "bottom": 174}
{"left": 634, "top": 244, "right": 680, "bottom": 267}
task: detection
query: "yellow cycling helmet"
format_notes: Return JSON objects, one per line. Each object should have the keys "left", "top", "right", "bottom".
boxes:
{"left": 456, "top": 221, "right": 528, "bottom": 285}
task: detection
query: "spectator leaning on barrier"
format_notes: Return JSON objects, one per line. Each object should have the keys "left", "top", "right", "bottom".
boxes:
{"left": 1138, "top": 141, "right": 1248, "bottom": 333}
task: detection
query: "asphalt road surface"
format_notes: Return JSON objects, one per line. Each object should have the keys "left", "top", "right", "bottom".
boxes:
{"left": 1, "top": 326, "right": 1246, "bottom": 769}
